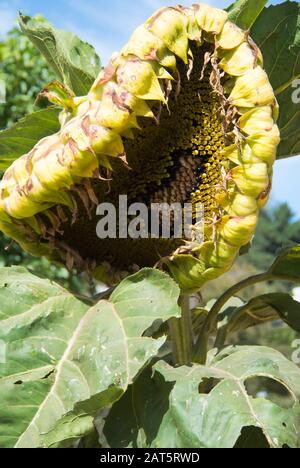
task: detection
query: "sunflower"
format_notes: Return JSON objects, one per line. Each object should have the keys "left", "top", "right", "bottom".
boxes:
{"left": 0, "top": 3, "right": 279, "bottom": 292}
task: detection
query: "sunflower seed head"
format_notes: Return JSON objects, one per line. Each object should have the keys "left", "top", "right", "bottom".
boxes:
{"left": 0, "top": 3, "right": 279, "bottom": 292}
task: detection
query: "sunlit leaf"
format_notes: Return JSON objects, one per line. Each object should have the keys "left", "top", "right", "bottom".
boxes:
{"left": 0, "top": 266, "right": 89, "bottom": 448}
{"left": 0, "top": 107, "right": 60, "bottom": 170}
{"left": 0, "top": 267, "right": 180, "bottom": 448}
{"left": 19, "top": 14, "right": 101, "bottom": 96}
{"left": 227, "top": 0, "right": 268, "bottom": 30}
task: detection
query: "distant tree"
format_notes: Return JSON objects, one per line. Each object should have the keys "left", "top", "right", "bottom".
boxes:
{"left": 247, "top": 203, "right": 300, "bottom": 271}
{"left": 0, "top": 20, "right": 54, "bottom": 129}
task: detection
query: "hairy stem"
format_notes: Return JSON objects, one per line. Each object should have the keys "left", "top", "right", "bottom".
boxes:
{"left": 169, "top": 294, "right": 193, "bottom": 366}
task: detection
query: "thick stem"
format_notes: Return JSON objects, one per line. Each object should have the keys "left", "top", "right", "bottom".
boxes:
{"left": 169, "top": 294, "right": 193, "bottom": 366}
{"left": 180, "top": 294, "right": 194, "bottom": 362}
{"left": 193, "top": 272, "right": 272, "bottom": 364}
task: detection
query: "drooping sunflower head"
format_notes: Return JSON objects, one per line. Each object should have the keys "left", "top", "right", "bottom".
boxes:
{"left": 0, "top": 3, "right": 280, "bottom": 292}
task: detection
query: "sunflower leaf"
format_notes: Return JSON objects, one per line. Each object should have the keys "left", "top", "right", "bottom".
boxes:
{"left": 226, "top": 0, "right": 268, "bottom": 30}
{"left": 0, "top": 107, "right": 60, "bottom": 170}
{"left": 103, "top": 346, "right": 300, "bottom": 448}
{"left": 0, "top": 266, "right": 89, "bottom": 448}
{"left": 221, "top": 293, "right": 300, "bottom": 336}
{"left": 0, "top": 267, "right": 180, "bottom": 448}
{"left": 269, "top": 244, "right": 300, "bottom": 282}
{"left": 19, "top": 14, "right": 101, "bottom": 96}
{"left": 250, "top": 2, "right": 300, "bottom": 159}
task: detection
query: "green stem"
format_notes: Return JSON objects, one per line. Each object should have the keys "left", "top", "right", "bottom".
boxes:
{"left": 209, "top": 272, "right": 272, "bottom": 329}
{"left": 193, "top": 272, "right": 272, "bottom": 364}
{"left": 169, "top": 295, "right": 193, "bottom": 366}
{"left": 214, "top": 327, "right": 228, "bottom": 351}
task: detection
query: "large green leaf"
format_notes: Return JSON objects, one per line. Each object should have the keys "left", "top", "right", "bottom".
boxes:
{"left": 103, "top": 346, "right": 300, "bottom": 448}
{"left": 0, "top": 107, "right": 60, "bottom": 170}
{"left": 227, "top": 0, "right": 268, "bottom": 30}
{"left": 19, "top": 15, "right": 101, "bottom": 96}
{"left": 0, "top": 266, "right": 89, "bottom": 448}
{"left": 251, "top": 2, "right": 300, "bottom": 159}
{"left": 102, "top": 367, "right": 174, "bottom": 449}
{"left": 0, "top": 267, "right": 180, "bottom": 448}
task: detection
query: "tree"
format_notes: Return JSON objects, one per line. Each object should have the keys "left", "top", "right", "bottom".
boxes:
{"left": 247, "top": 203, "right": 300, "bottom": 271}
{"left": 0, "top": 20, "right": 54, "bottom": 129}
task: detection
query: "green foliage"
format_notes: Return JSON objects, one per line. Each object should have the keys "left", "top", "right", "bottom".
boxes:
{"left": 227, "top": 0, "right": 268, "bottom": 30}
{"left": 104, "top": 347, "right": 300, "bottom": 448}
{"left": 0, "top": 79, "right": 5, "bottom": 104}
{"left": 19, "top": 14, "right": 101, "bottom": 96}
{"left": 0, "top": 267, "right": 180, "bottom": 448}
{"left": 270, "top": 243, "right": 300, "bottom": 282}
{"left": 221, "top": 293, "right": 300, "bottom": 335}
{"left": 0, "top": 22, "right": 54, "bottom": 129}
{"left": 215, "top": 244, "right": 300, "bottom": 345}
{"left": 0, "top": 266, "right": 90, "bottom": 448}
{"left": 0, "top": 107, "right": 60, "bottom": 171}
{"left": 1, "top": 242, "right": 300, "bottom": 448}
{"left": 247, "top": 203, "right": 300, "bottom": 271}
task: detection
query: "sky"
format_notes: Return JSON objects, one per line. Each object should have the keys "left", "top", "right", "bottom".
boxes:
{"left": 0, "top": 0, "right": 299, "bottom": 219}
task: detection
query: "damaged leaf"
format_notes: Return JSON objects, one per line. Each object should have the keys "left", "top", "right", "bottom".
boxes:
{"left": 0, "top": 267, "right": 180, "bottom": 448}
{"left": 104, "top": 346, "right": 300, "bottom": 448}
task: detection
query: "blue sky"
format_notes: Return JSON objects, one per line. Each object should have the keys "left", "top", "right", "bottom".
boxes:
{"left": 0, "top": 0, "right": 299, "bottom": 219}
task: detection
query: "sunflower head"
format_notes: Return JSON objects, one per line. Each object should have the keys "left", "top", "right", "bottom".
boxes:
{"left": 0, "top": 3, "right": 279, "bottom": 292}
